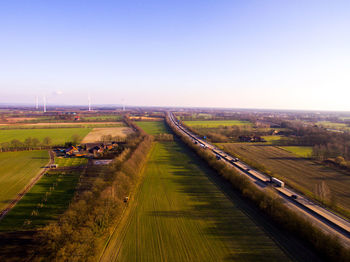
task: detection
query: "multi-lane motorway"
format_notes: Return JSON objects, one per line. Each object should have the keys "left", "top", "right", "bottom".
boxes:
{"left": 168, "top": 112, "right": 350, "bottom": 246}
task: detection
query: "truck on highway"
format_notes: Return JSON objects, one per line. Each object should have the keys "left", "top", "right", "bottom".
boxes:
{"left": 270, "top": 177, "right": 285, "bottom": 187}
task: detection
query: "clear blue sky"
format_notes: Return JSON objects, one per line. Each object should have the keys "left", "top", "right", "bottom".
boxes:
{"left": 1, "top": 0, "right": 349, "bottom": 110}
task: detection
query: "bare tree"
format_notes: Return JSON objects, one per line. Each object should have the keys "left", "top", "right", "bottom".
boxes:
{"left": 315, "top": 181, "right": 331, "bottom": 203}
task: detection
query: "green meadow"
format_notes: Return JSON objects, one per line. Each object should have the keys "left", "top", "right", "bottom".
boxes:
{"left": 101, "top": 142, "right": 290, "bottom": 262}
{"left": 0, "top": 150, "right": 49, "bottom": 211}
{"left": 54, "top": 157, "right": 88, "bottom": 167}
{"left": 184, "top": 120, "right": 252, "bottom": 128}
{"left": 279, "top": 146, "right": 313, "bottom": 158}
{"left": 0, "top": 171, "right": 80, "bottom": 231}
{"left": 136, "top": 121, "right": 171, "bottom": 135}
{"left": 0, "top": 128, "right": 92, "bottom": 145}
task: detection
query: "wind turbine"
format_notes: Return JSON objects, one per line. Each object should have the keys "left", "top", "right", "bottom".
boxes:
{"left": 43, "top": 95, "right": 47, "bottom": 113}
{"left": 122, "top": 98, "right": 125, "bottom": 111}
{"left": 88, "top": 94, "right": 92, "bottom": 111}
{"left": 35, "top": 96, "right": 39, "bottom": 110}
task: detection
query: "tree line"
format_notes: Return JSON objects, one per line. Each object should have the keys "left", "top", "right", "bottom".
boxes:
{"left": 166, "top": 115, "right": 350, "bottom": 262}
{"left": 35, "top": 118, "right": 153, "bottom": 261}
{"left": 282, "top": 121, "right": 350, "bottom": 170}
{"left": 0, "top": 134, "right": 83, "bottom": 152}
{"left": 183, "top": 115, "right": 350, "bottom": 172}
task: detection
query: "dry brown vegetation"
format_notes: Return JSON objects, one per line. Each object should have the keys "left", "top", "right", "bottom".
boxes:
{"left": 81, "top": 127, "right": 134, "bottom": 143}
{"left": 5, "top": 117, "right": 37, "bottom": 123}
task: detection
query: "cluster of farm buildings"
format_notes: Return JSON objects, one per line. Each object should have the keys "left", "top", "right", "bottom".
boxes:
{"left": 54, "top": 142, "right": 120, "bottom": 158}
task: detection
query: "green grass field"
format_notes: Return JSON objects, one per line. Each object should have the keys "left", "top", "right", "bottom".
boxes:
{"left": 0, "top": 128, "right": 92, "bottom": 145}
{"left": 0, "top": 123, "right": 124, "bottom": 130}
{"left": 184, "top": 120, "right": 252, "bottom": 128}
{"left": 317, "top": 121, "right": 350, "bottom": 131}
{"left": 261, "top": 135, "right": 292, "bottom": 145}
{"left": 0, "top": 172, "right": 80, "bottom": 231}
{"left": 54, "top": 157, "right": 88, "bottom": 167}
{"left": 279, "top": 146, "right": 313, "bottom": 158}
{"left": 136, "top": 121, "right": 170, "bottom": 135}
{"left": 82, "top": 115, "right": 122, "bottom": 121}
{"left": 101, "top": 142, "right": 290, "bottom": 261}
{"left": 0, "top": 150, "right": 49, "bottom": 211}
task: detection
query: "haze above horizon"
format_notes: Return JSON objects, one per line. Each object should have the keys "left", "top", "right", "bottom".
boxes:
{"left": 1, "top": 0, "right": 349, "bottom": 111}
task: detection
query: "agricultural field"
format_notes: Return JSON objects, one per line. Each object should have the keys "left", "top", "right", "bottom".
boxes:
{"left": 0, "top": 128, "right": 92, "bottom": 145}
{"left": 0, "top": 150, "right": 49, "bottom": 211}
{"left": 0, "top": 171, "right": 80, "bottom": 231}
{"left": 81, "top": 115, "right": 122, "bottom": 121}
{"left": 261, "top": 135, "right": 291, "bottom": 145}
{"left": 54, "top": 157, "right": 88, "bottom": 167}
{"left": 184, "top": 120, "right": 252, "bottom": 128}
{"left": 101, "top": 142, "right": 291, "bottom": 261}
{"left": 81, "top": 127, "right": 133, "bottom": 143}
{"left": 0, "top": 122, "right": 124, "bottom": 129}
{"left": 136, "top": 120, "right": 170, "bottom": 135}
{"left": 4, "top": 117, "right": 38, "bottom": 123}
{"left": 279, "top": 146, "right": 313, "bottom": 158}
{"left": 130, "top": 116, "right": 163, "bottom": 121}
{"left": 316, "top": 121, "right": 350, "bottom": 132}
{"left": 221, "top": 143, "right": 350, "bottom": 213}
{"left": 177, "top": 113, "right": 213, "bottom": 120}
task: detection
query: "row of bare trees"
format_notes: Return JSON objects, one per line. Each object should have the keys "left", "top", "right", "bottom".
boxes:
{"left": 36, "top": 131, "right": 153, "bottom": 261}
{"left": 166, "top": 115, "right": 350, "bottom": 262}
{"left": 0, "top": 137, "right": 52, "bottom": 152}
{"left": 0, "top": 134, "right": 83, "bottom": 152}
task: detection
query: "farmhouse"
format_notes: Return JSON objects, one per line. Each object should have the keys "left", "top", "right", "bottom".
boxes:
{"left": 238, "top": 135, "right": 264, "bottom": 142}
{"left": 65, "top": 146, "right": 80, "bottom": 156}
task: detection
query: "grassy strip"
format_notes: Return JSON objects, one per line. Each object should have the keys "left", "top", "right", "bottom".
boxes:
{"left": 166, "top": 115, "right": 350, "bottom": 262}
{"left": 54, "top": 157, "right": 88, "bottom": 167}
{"left": 98, "top": 143, "right": 155, "bottom": 261}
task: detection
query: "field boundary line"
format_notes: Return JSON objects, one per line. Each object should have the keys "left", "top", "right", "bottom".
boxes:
{"left": 0, "top": 150, "right": 54, "bottom": 221}
{"left": 98, "top": 142, "right": 156, "bottom": 261}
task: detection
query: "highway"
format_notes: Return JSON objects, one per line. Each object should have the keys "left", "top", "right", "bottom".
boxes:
{"left": 168, "top": 112, "right": 350, "bottom": 246}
